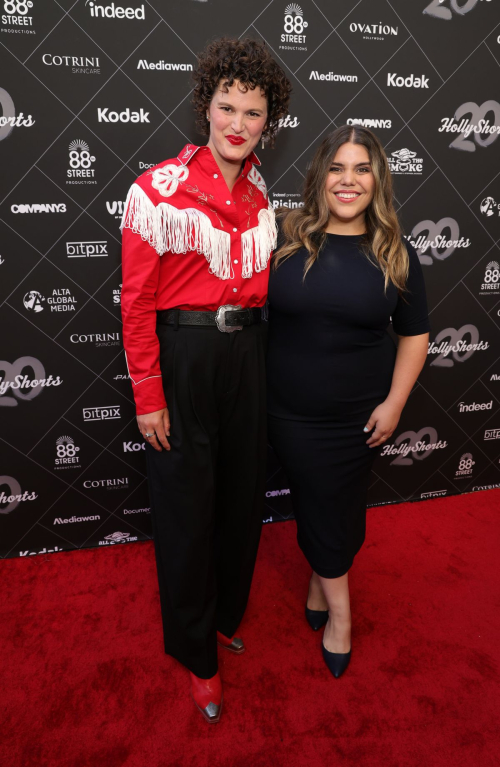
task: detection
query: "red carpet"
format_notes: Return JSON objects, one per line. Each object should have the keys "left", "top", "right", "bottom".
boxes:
{"left": 2, "top": 490, "right": 500, "bottom": 767}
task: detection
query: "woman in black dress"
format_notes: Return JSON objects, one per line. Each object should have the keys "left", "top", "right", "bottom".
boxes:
{"left": 267, "top": 126, "right": 430, "bottom": 678}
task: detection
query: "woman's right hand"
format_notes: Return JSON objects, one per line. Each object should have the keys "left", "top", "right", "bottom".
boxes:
{"left": 137, "top": 408, "right": 171, "bottom": 452}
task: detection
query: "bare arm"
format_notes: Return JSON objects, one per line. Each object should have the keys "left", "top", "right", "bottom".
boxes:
{"left": 365, "top": 332, "right": 429, "bottom": 447}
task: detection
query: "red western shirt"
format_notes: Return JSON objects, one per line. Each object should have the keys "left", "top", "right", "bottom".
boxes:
{"left": 121, "top": 144, "right": 276, "bottom": 415}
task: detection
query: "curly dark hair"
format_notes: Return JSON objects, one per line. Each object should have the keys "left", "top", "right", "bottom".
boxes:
{"left": 192, "top": 37, "right": 292, "bottom": 147}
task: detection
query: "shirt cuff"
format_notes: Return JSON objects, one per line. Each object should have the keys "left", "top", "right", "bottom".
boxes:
{"left": 132, "top": 375, "right": 167, "bottom": 415}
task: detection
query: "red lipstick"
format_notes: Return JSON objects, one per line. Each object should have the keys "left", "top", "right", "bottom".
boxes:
{"left": 226, "top": 135, "right": 246, "bottom": 145}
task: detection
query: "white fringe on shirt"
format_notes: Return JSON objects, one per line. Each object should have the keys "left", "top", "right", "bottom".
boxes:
{"left": 121, "top": 183, "right": 277, "bottom": 280}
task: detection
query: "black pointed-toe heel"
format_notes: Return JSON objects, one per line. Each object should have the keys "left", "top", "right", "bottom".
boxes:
{"left": 305, "top": 605, "right": 329, "bottom": 631}
{"left": 322, "top": 642, "right": 351, "bottom": 678}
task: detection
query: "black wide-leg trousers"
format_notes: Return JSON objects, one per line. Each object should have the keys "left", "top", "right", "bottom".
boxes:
{"left": 145, "top": 319, "right": 267, "bottom": 679}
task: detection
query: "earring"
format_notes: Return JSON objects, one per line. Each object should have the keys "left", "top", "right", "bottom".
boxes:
{"left": 206, "top": 112, "right": 210, "bottom": 122}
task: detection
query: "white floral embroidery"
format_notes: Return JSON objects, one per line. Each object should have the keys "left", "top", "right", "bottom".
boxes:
{"left": 247, "top": 165, "right": 268, "bottom": 198}
{"left": 151, "top": 164, "right": 189, "bottom": 197}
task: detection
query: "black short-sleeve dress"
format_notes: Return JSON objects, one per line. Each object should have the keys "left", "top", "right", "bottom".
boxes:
{"left": 267, "top": 233, "right": 430, "bottom": 578}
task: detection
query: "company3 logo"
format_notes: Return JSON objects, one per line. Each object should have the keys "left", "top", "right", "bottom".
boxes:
{"left": 439, "top": 100, "right": 500, "bottom": 151}
{"left": 408, "top": 218, "right": 469, "bottom": 265}
{"left": 0, "top": 475, "right": 37, "bottom": 515}
{"left": 424, "top": 0, "right": 490, "bottom": 21}
{"left": 428, "top": 324, "right": 489, "bottom": 367}
{"left": 380, "top": 427, "right": 447, "bottom": 466}
{"left": 0, "top": 356, "right": 62, "bottom": 406}
{"left": 0, "top": 87, "right": 35, "bottom": 141}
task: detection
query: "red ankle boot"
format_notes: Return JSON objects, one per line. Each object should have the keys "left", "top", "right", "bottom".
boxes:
{"left": 189, "top": 671, "right": 223, "bottom": 723}
{"left": 216, "top": 631, "right": 245, "bottom": 654}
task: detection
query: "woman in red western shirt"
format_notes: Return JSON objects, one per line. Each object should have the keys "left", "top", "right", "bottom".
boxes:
{"left": 121, "top": 38, "right": 291, "bottom": 723}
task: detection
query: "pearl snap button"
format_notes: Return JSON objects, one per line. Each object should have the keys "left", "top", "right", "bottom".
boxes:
{"left": 226, "top": 200, "right": 231, "bottom": 205}
{"left": 234, "top": 259, "right": 239, "bottom": 264}
{"left": 233, "top": 227, "right": 237, "bottom": 232}
{"left": 213, "top": 173, "right": 218, "bottom": 179}
{"left": 233, "top": 288, "right": 237, "bottom": 292}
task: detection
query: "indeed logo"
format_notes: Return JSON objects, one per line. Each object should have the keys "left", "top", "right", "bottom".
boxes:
{"left": 86, "top": 1, "right": 145, "bottom": 19}
{"left": 458, "top": 400, "right": 493, "bottom": 412}
{"left": 387, "top": 72, "right": 429, "bottom": 88}
{"left": 97, "top": 107, "right": 149, "bottom": 123}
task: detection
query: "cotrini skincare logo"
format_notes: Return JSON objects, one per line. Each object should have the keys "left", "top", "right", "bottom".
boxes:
{"left": 349, "top": 21, "right": 398, "bottom": 40}
{"left": 66, "top": 240, "right": 108, "bottom": 257}
{"left": 67, "top": 140, "right": 96, "bottom": 185}
{"left": 42, "top": 54, "right": 100, "bottom": 74}
{"left": 388, "top": 148, "right": 423, "bottom": 176}
{"left": 23, "top": 288, "right": 78, "bottom": 313}
{"left": 70, "top": 332, "right": 120, "bottom": 348}
{"left": 406, "top": 218, "right": 470, "bottom": 266}
{"left": 85, "top": 1, "right": 145, "bottom": 20}
{"left": 54, "top": 436, "right": 81, "bottom": 470}
{"left": 271, "top": 192, "right": 304, "bottom": 210}
{"left": 480, "top": 261, "right": 500, "bottom": 295}
{"left": 0, "top": 88, "right": 35, "bottom": 141}
{"left": 347, "top": 118, "right": 392, "bottom": 129}
{"left": 280, "top": 3, "right": 308, "bottom": 52}
{"left": 380, "top": 427, "right": 448, "bottom": 466}
{"left": 0, "top": 475, "right": 37, "bottom": 515}
{"left": 428, "top": 325, "right": 489, "bottom": 367}
{"left": 83, "top": 477, "right": 129, "bottom": 490}
{"left": 439, "top": 100, "right": 500, "bottom": 152}
{"left": 1, "top": 0, "right": 35, "bottom": 36}
{"left": 0, "top": 357, "right": 62, "bottom": 407}
{"left": 82, "top": 405, "right": 121, "bottom": 421}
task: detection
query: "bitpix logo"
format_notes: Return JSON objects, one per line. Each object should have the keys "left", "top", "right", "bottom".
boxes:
{"left": 480, "top": 196, "right": 500, "bottom": 217}
{"left": 389, "top": 148, "right": 423, "bottom": 176}
{"left": 67, "top": 139, "right": 96, "bottom": 185}
{"left": 280, "top": 3, "right": 308, "bottom": 52}
{"left": 66, "top": 241, "right": 108, "bottom": 257}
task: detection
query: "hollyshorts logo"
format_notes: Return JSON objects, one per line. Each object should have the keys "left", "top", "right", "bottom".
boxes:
{"left": 277, "top": 115, "right": 300, "bottom": 130}
{"left": 11, "top": 203, "right": 66, "bottom": 213}
{"left": 347, "top": 118, "right": 392, "bottom": 129}
{"left": 428, "top": 325, "right": 489, "bottom": 367}
{"left": 23, "top": 288, "right": 78, "bottom": 313}
{"left": 106, "top": 201, "right": 125, "bottom": 219}
{"left": 455, "top": 452, "right": 475, "bottom": 478}
{"left": 67, "top": 140, "right": 96, "bottom": 185}
{"left": 1, "top": 0, "right": 35, "bottom": 35}
{"left": 380, "top": 427, "right": 448, "bottom": 466}
{"left": 99, "top": 531, "right": 138, "bottom": 545}
{"left": 480, "top": 196, "right": 500, "bottom": 217}
{"left": 66, "top": 240, "right": 108, "bottom": 257}
{"left": 271, "top": 192, "right": 304, "bottom": 210}
{"left": 97, "top": 107, "right": 149, "bottom": 123}
{"left": 424, "top": 0, "right": 491, "bottom": 22}
{"left": 123, "top": 441, "right": 145, "bottom": 453}
{"left": 112, "top": 284, "right": 122, "bottom": 306}
{"left": 439, "top": 100, "right": 500, "bottom": 151}
{"left": 479, "top": 261, "right": 500, "bottom": 295}
{"left": 54, "top": 514, "right": 99, "bottom": 524}
{"left": 137, "top": 59, "right": 193, "bottom": 71}
{"left": 0, "top": 475, "right": 37, "bottom": 515}
{"left": 349, "top": 21, "right": 398, "bottom": 41}
{"left": 70, "top": 332, "right": 121, "bottom": 348}
{"left": 85, "top": 1, "right": 145, "bottom": 20}
{"left": 0, "top": 88, "right": 35, "bottom": 140}
{"left": 83, "top": 405, "right": 121, "bottom": 421}
{"left": 0, "top": 356, "right": 62, "bottom": 407}
{"left": 388, "top": 148, "right": 423, "bottom": 176}
{"left": 42, "top": 54, "right": 101, "bottom": 75}
{"left": 421, "top": 489, "right": 447, "bottom": 499}
{"left": 280, "top": 4, "right": 308, "bottom": 52}
{"left": 406, "top": 217, "right": 470, "bottom": 266}
{"left": 83, "top": 477, "right": 129, "bottom": 490}
{"left": 387, "top": 72, "right": 429, "bottom": 88}
{"left": 310, "top": 71, "right": 358, "bottom": 83}
{"left": 484, "top": 428, "right": 500, "bottom": 440}
{"left": 54, "top": 435, "right": 81, "bottom": 470}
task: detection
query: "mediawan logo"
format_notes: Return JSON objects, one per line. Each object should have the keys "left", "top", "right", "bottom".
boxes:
{"left": 480, "top": 261, "right": 500, "bottom": 295}
{"left": 54, "top": 514, "right": 99, "bottom": 524}
{"left": 271, "top": 192, "right": 304, "bottom": 210}
{"left": 55, "top": 435, "right": 81, "bottom": 470}
{"left": 480, "top": 196, "right": 500, "bottom": 217}
{"left": 349, "top": 21, "right": 398, "bottom": 40}
{"left": 280, "top": 3, "right": 308, "bottom": 52}
{"left": 310, "top": 71, "right": 358, "bottom": 83}
{"left": 1, "top": 0, "right": 35, "bottom": 35}
{"left": 388, "top": 148, "right": 423, "bottom": 176}
{"left": 137, "top": 60, "right": 193, "bottom": 71}
{"left": 67, "top": 140, "right": 96, "bottom": 185}
{"left": 42, "top": 54, "right": 101, "bottom": 75}
{"left": 86, "top": 1, "right": 145, "bottom": 19}
{"left": 23, "top": 288, "right": 78, "bottom": 313}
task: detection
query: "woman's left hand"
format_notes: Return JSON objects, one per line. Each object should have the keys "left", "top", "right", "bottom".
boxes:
{"left": 364, "top": 400, "right": 403, "bottom": 448}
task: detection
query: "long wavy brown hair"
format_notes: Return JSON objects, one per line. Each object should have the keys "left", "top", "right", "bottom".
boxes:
{"left": 274, "top": 126, "right": 409, "bottom": 291}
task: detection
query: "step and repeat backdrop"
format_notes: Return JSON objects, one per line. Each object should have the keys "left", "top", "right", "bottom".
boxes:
{"left": 1, "top": 0, "right": 500, "bottom": 558}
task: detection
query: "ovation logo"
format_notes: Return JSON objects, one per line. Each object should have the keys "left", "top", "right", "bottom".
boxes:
{"left": 97, "top": 107, "right": 149, "bottom": 123}
{"left": 380, "top": 427, "right": 448, "bottom": 466}
{"left": 349, "top": 21, "right": 398, "bottom": 39}
{"left": 0, "top": 88, "right": 35, "bottom": 142}
{"left": 428, "top": 324, "right": 489, "bottom": 367}
{"left": 86, "top": 1, "right": 145, "bottom": 19}
{"left": 310, "top": 71, "right": 358, "bottom": 82}
{"left": 0, "top": 476, "right": 37, "bottom": 515}
{"left": 387, "top": 72, "right": 429, "bottom": 88}
{"left": 11, "top": 203, "right": 66, "bottom": 213}
{"left": 0, "top": 356, "right": 62, "bottom": 406}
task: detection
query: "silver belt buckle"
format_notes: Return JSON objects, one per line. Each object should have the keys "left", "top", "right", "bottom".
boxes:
{"left": 215, "top": 304, "right": 243, "bottom": 333}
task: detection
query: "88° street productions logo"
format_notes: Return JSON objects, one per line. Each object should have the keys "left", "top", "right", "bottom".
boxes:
{"left": 455, "top": 452, "right": 475, "bottom": 479}
{"left": 67, "top": 140, "right": 96, "bottom": 185}
{"left": 479, "top": 261, "right": 500, "bottom": 296}
{"left": 54, "top": 436, "right": 81, "bottom": 470}
{"left": 280, "top": 4, "right": 308, "bottom": 52}
{"left": 1, "top": 0, "right": 35, "bottom": 36}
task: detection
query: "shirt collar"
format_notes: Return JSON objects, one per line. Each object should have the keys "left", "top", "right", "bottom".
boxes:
{"left": 177, "top": 144, "right": 261, "bottom": 169}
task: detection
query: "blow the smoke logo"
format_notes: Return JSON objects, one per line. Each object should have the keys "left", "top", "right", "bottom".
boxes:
{"left": 67, "top": 140, "right": 96, "bottom": 185}
{"left": 388, "top": 148, "right": 423, "bottom": 176}
{"left": 0, "top": 476, "right": 37, "bottom": 515}
{"left": 427, "top": 325, "right": 489, "bottom": 367}
{"left": 280, "top": 3, "right": 308, "bottom": 52}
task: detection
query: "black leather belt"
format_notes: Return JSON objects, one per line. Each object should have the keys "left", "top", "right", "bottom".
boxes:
{"left": 157, "top": 304, "right": 262, "bottom": 333}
